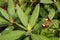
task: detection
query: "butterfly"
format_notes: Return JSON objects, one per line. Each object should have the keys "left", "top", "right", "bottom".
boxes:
{"left": 42, "top": 18, "right": 51, "bottom": 28}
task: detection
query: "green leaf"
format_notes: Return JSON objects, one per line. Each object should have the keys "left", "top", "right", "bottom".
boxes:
{"left": 18, "top": 0, "right": 24, "bottom": 5}
{"left": 49, "top": 37, "right": 59, "bottom": 40}
{"left": 31, "top": 34, "right": 42, "bottom": 40}
{"left": 0, "top": 0, "right": 4, "bottom": 6}
{"left": 0, "top": 17, "right": 8, "bottom": 25}
{"left": 40, "top": 8, "right": 47, "bottom": 17}
{"left": 40, "top": 0, "right": 53, "bottom": 4}
{"left": 39, "top": 35, "right": 49, "bottom": 40}
{"left": 0, "top": 8, "right": 9, "bottom": 20}
{"left": 7, "top": 0, "right": 15, "bottom": 17}
{"left": 40, "top": 28, "right": 54, "bottom": 37}
{"left": 24, "top": 37, "right": 30, "bottom": 40}
{"left": 33, "top": 17, "right": 45, "bottom": 31}
{"left": 33, "top": 21, "right": 43, "bottom": 31}
{"left": 0, "top": 30, "right": 25, "bottom": 40}
{"left": 0, "top": 33, "right": 1, "bottom": 37}
{"left": 25, "top": 4, "right": 32, "bottom": 15}
{"left": 29, "top": 4, "right": 40, "bottom": 28}
{"left": 20, "top": 3, "right": 26, "bottom": 11}
{"left": 49, "top": 20, "right": 59, "bottom": 28}
{"left": 16, "top": 5, "right": 28, "bottom": 27}
{"left": 58, "top": 38, "right": 60, "bottom": 40}
{"left": 55, "top": 1, "right": 60, "bottom": 12}
{"left": 48, "top": 8, "right": 55, "bottom": 20}
{"left": 15, "top": 22, "right": 26, "bottom": 30}
{"left": 41, "top": 29, "right": 48, "bottom": 35}
{"left": 1, "top": 26, "right": 14, "bottom": 35}
{"left": 0, "top": 24, "right": 8, "bottom": 27}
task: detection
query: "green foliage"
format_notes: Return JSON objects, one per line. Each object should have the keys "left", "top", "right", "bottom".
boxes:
{"left": 0, "top": 30, "right": 25, "bottom": 40}
{"left": 49, "top": 20, "right": 59, "bottom": 28}
{"left": 16, "top": 5, "right": 28, "bottom": 27}
{"left": 0, "top": 8, "right": 9, "bottom": 20}
{"left": 25, "top": 4, "right": 32, "bottom": 15}
{"left": 40, "top": 0, "right": 53, "bottom": 4}
{"left": 24, "top": 37, "right": 30, "bottom": 40}
{"left": 7, "top": 0, "right": 15, "bottom": 17}
{"left": 48, "top": 8, "right": 55, "bottom": 20}
{"left": 15, "top": 22, "right": 26, "bottom": 30}
{"left": 0, "top": 0, "right": 60, "bottom": 40}
{"left": 29, "top": 4, "right": 40, "bottom": 28}
{"left": 31, "top": 34, "right": 41, "bottom": 40}
{"left": 0, "top": 0, "right": 5, "bottom": 6}
{"left": 40, "top": 8, "right": 47, "bottom": 17}
{"left": 55, "top": 1, "right": 60, "bottom": 12}
{"left": 1, "top": 26, "right": 14, "bottom": 35}
{"left": 0, "top": 17, "right": 8, "bottom": 24}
